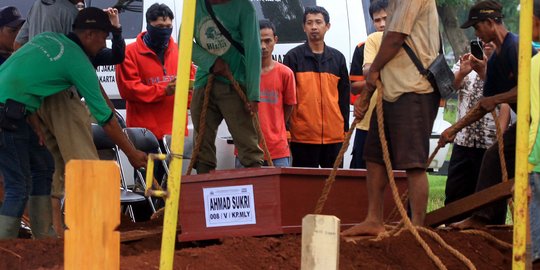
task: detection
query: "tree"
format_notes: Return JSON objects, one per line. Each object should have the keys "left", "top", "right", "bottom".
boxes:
{"left": 438, "top": 3, "right": 469, "bottom": 62}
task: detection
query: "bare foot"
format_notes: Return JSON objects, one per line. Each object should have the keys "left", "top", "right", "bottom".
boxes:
{"left": 449, "top": 216, "right": 488, "bottom": 230}
{"left": 341, "top": 221, "right": 385, "bottom": 237}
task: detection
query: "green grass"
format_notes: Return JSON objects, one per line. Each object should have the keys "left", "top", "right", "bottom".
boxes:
{"left": 427, "top": 172, "right": 513, "bottom": 225}
{"left": 428, "top": 174, "right": 447, "bottom": 212}
{"left": 425, "top": 99, "right": 456, "bottom": 211}
{"left": 444, "top": 98, "right": 458, "bottom": 124}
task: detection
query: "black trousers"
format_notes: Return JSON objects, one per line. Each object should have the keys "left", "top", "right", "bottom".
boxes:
{"left": 445, "top": 145, "right": 487, "bottom": 205}
{"left": 444, "top": 145, "right": 487, "bottom": 223}
{"left": 472, "top": 124, "right": 516, "bottom": 224}
{"left": 350, "top": 129, "right": 368, "bottom": 169}
{"left": 290, "top": 142, "right": 343, "bottom": 168}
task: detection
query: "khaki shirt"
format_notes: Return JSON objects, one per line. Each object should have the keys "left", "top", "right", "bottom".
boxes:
{"left": 356, "top": 32, "right": 383, "bottom": 130}
{"left": 382, "top": 0, "right": 439, "bottom": 102}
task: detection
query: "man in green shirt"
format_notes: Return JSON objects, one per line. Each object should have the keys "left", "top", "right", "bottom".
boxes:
{"left": 0, "top": 7, "right": 147, "bottom": 239}
{"left": 190, "top": 0, "right": 263, "bottom": 173}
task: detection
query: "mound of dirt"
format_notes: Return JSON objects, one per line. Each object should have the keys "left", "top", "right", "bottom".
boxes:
{"left": 0, "top": 223, "right": 526, "bottom": 270}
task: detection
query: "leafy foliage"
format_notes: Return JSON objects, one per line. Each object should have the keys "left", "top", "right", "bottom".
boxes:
{"left": 437, "top": 0, "right": 520, "bottom": 32}
{"left": 436, "top": 0, "right": 472, "bottom": 6}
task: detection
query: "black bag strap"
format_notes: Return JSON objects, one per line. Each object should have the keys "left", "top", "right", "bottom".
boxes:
{"left": 402, "top": 34, "right": 444, "bottom": 75}
{"left": 402, "top": 43, "right": 428, "bottom": 75}
{"left": 204, "top": 0, "right": 245, "bottom": 55}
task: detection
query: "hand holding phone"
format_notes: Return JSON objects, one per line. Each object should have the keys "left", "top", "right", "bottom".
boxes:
{"left": 470, "top": 40, "right": 484, "bottom": 60}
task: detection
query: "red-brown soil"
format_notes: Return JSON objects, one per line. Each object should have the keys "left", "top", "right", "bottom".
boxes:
{"left": 0, "top": 218, "right": 527, "bottom": 270}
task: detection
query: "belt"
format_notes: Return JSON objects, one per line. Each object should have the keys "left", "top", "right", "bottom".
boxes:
{"left": 0, "top": 100, "right": 28, "bottom": 118}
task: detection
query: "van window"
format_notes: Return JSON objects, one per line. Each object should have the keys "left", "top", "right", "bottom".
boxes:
{"left": 4, "top": 0, "right": 143, "bottom": 40}
{"left": 250, "top": 0, "right": 316, "bottom": 43}
{"left": 2, "top": 1, "right": 34, "bottom": 17}
{"left": 86, "top": 0, "right": 143, "bottom": 39}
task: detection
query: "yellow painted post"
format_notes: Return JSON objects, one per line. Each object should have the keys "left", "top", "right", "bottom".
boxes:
{"left": 159, "top": 0, "right": 197, "bottom": 269}
{"left": 515, "top": 0, "right": 533, "bottom": 269}
{"left": 145, "top": 154, "right": 168, "bottom": 198}
{"left": 145, "top": 154, "right": 156, "bottom": 194}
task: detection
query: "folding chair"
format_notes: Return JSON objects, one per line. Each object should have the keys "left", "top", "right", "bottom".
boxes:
{"left": 114, "top": 110, "right": 127, "bottom": 129}
{"left": 162, "top": 134, "right": 193, "bottom": 175}
{"left": 123, "top": 127, "right": 168, "bottom": 213}
{"left": 91, "top": 123, "right": 145, "bottom": 222}
{"left": 162, "top": 134, "right": 193, "bottom": 159}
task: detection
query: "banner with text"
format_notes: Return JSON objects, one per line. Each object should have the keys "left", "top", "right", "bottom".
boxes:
{"left": 203, "top": 185, "right": 256, "bottom": 227}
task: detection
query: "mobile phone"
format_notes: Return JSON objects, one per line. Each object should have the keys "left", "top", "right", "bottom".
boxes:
{"left": 470, "top": 40, "right": 484, "bottom": 60}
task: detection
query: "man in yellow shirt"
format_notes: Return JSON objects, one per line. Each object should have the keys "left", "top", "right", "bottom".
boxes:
{"left": 349, "top": 0, "right": 387, "bottom": 169}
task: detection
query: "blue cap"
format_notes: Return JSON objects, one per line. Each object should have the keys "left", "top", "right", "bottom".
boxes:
{"left": 0, "top": 6, "right": 25, "bottom": 28}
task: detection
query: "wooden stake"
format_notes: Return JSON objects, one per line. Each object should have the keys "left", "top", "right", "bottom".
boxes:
{"left": 65, "top": 160, "right": 120, "bottom": 270}
{"left": 301, "top": 214, "right": 340, "bottom": 270}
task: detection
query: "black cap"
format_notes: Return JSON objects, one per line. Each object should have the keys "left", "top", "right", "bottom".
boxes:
{"left": 461, "top": 0, "right": 503, "bottom": 29}
{"left": 73, "top": 7, "right": 113, "bottom": 33}
{"left": 0, "top": 6, "right": 25, "bottom": 28}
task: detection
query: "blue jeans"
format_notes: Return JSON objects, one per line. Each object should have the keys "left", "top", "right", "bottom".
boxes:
{"left": 29, "top": 130, "right": 54, "bottom": 196}
{"left": 235, "top": 157, "right": 290, "bottom": 168}
{"left": 0, "top": 118, "right": 32, "bottom": 217}
{"left": 350, "top": 129, "right": 368, "bottom": 169}
{"left": 530, "top": 172, "right": 540, "bottom": 262}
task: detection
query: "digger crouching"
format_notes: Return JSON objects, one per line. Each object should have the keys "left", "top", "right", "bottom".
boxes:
{"left": 0, "top": 8, "right": 146, "bottom": 239}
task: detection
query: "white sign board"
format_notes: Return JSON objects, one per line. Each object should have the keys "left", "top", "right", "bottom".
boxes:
{"left": 203, "top": 185, "right": 256, "bottom": 227}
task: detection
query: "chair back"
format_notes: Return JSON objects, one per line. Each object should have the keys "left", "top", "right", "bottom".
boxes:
{"left": 162, "top": 134, "right": 193, "bottom": 159}
{"left": 91, "top": 123, "right": 117, "bottom": 161}
{"left": 92, "top": 124, "right": 115, "bottom": 151}
{"left": 123, "top": 128, "right": 160, "bottom": 154}
{"left": 115, "top": 110, "right": 127, "bottom": 129}
{"left": 91, "top": 124, "right": 145, "bottom": 213}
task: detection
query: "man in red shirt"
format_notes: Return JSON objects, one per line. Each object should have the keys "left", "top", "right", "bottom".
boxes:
{"left": 236, "top": 19, "right": 296, "bottom": 167}
{"left": 116, "top": 3, "right": 195, "bottom": 142}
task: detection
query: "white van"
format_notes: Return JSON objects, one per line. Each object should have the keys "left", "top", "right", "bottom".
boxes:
{"left": 8, "top": 0, "right": 449, "bottom": 172}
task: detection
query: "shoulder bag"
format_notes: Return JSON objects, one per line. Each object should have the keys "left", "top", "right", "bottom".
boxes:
{"left": 402, "top": 37, "right": 455, "bottom": 99}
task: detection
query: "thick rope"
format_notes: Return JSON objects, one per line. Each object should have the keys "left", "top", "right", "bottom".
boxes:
{"left": 369, "top": 106, "right": 509, "bottom": 270}
{"left": 187, "top": 75, "right": 214, "bottom": 175}
{"left": 417, "top": 227, "right": 477, "bottom": 269}
{"left": 311, "top": 80, "right": 475, "bottom": 269}
{"left": 376, "top": 222, "right": 405, "bottom": 241}
{"left": 460, "top": 229, "right": 512, "bottom": 249}
{"left": 385, "top": 190, "right": 409, "bottom": 223}
{"left": 313, "top": 74, "right": 377, "bottom": 214}
{"left": 225, "top": 73, "right": 274, "bottom": 166}
{"left": 372, "top": 83, "right": 448, "bottom": 270}
{"left": 253, "top": 113, "right": 273, "bottom": 166}
{"left": 385, "top": 108, "right": 511, "bottom": 222}
{"left": 491, "top": 110, "right": 514, "bottom": 219}
{"left": 427, "top": 145, "right": 442, "bottom": 169}
{"left": 187, "top": 74, "right": 274, "bottom": 175}
{"left": 491, "top": 110, "right": 509, "bottom": 185}
{"left": 313, "top": 117, "right": 360, "bottom": 214}
{"left": 383, "top": 112, "right": 442, "bottom": 223}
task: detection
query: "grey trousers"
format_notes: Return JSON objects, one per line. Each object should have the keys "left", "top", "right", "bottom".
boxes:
{"left": 191, "top": 80, "right": 263, "bottom": 173}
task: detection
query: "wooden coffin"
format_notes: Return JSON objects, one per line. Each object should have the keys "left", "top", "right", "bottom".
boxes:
{"left": 178, "top": 167, "right": 407, "bottom": 241}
